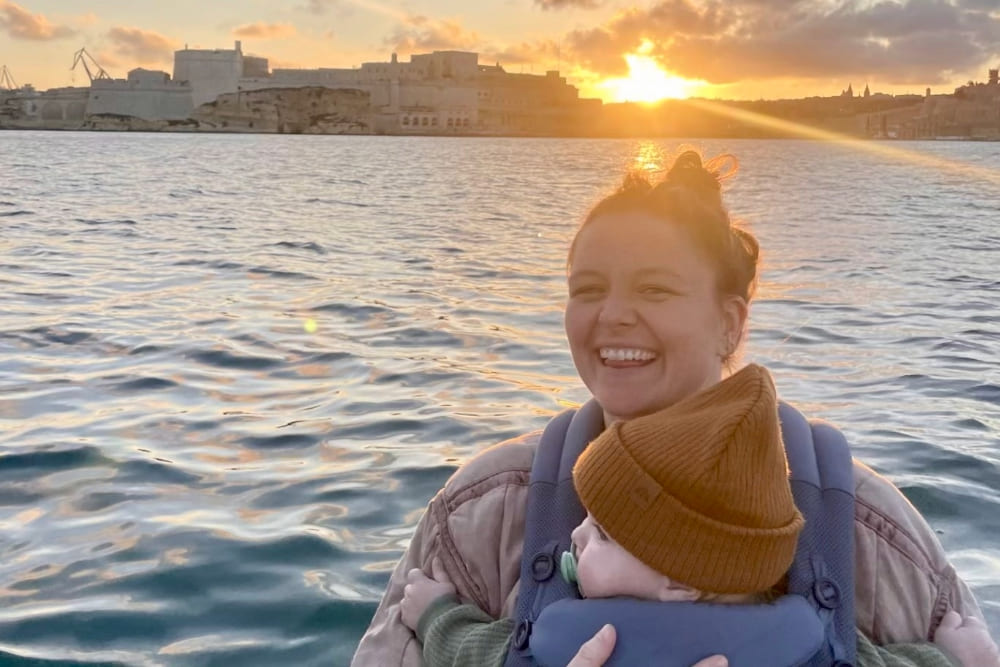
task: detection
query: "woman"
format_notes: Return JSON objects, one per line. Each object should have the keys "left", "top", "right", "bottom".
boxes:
{"left": 351, "top": 151, "right": 985, "bottom": 666}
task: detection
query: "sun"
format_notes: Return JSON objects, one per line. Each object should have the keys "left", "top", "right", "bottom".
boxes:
{"left": 598, "top": 42, "right": 704, "bottom": 103}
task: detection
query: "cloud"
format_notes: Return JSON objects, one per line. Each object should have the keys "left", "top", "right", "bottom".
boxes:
{"left": 957, "top": 0, "right": 999, "bottom": 9}
{"left": 562, "top": 0, "right": 1000, "bottom": 86}
{"left": 385, "top": 15, "right": 481, "bottom": 53}
{"left": 303, "top": 0, "right": 338, "bottom": 14}
{"left": 232, "top": 22, "right": 297, "bottom": 39}
{"left": 106, "top": 26, "right": 179, "bottom": 64}
{"left": 535, "top": 0, "right": 603, "bottom": 9}
{"left": 298, "top": 0, "right": 369, "bottom": 21}
{"left": 91, "top": 50, "right": 123, "bottom": 70}
{"left": 0, "top": 0, "right": 75, "bottom": 40}
{"left": 481, "top": 39, "right": 562, "bottom": 66}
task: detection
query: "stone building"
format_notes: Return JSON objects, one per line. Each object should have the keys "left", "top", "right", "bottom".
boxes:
{"left": 174, "top": 40, "right": 266, "bottom": 107}
{"left": 87, "top": 68, "right": 193, "bottom": 120}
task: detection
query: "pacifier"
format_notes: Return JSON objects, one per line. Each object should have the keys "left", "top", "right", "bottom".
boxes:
{"left": 560, "top": 549, "right": 578, "bottom": 584}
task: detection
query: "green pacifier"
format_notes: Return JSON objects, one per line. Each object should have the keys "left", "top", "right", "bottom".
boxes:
{"left": 560, "top": 549, "right": 578, "bottom": 584}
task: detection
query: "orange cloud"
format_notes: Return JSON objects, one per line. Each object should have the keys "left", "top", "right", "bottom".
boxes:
{"left": 232, "top": 22, "right": 298, "bottom": 40}
{"left": 0, "top": 0, "right": 75, "bottom": 40}
{"left": 481, "top": 39, "right": 561, "bottom": 67}
{"left": 536, "top": 0, "right": 603, "bottom": 9}
{"left": 92, "top": 50, "right": 123, "bottom": 70}
{"left": 303, "top": 0, "right": 339, "bottom": 14}
{"left": 385, "top": 15, "right": 480, "bottom": 53}
{"left": 106, "top": 27, "right": 179, "bottom": 64}
{"left": 563, "top": 0, "right": 1000, "bottom": 87}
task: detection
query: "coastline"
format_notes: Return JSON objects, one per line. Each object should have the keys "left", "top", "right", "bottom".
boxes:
{"left": 5, "top": 91, "right": 997, "bottom": 141}
{"left": 2, "top": 123, "right": 997, "bottom": 141}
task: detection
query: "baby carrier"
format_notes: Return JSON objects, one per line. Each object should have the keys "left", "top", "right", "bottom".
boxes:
{"left": 504, "top": 399, "right": 856, "bottom": 667}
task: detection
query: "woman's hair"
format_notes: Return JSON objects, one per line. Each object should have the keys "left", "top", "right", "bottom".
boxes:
{"left": 569, "top": 150, "right": 760, "bottom": 305}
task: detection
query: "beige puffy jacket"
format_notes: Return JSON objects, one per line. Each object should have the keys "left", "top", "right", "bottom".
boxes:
{"left": 351, "top": 431, "right": 984, "bottom": 666}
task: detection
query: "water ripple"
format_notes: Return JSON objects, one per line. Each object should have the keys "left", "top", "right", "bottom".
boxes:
{"left": 0, "top": 133, "right": 997, "bottom": 664}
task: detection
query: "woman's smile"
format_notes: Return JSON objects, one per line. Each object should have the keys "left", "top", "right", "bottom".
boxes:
{"left": 599, "top": 347, "right": 658, "bottom": 365}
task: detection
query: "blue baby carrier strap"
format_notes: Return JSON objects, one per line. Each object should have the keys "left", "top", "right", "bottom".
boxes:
{"left": 504, "top": 399, "right": 857, "bottom": 667}
{"left": 779, "top": 402, "right": 857, "bottom": 667}
{"left": 504, "top": 400, "right": 603, "bottom": 663}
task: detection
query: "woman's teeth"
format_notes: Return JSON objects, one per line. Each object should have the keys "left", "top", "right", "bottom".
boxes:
{"left": 599, "top": 348, "right": 656, "bottom": 362}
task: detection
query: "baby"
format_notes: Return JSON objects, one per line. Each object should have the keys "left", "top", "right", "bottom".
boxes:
{"left": 400, "top": 365, "right": 998, "bottom": 667}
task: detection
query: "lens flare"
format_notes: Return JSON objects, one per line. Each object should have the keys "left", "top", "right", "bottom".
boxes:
{"left": 598, "top": 42, "right": 705, "bottom": 103}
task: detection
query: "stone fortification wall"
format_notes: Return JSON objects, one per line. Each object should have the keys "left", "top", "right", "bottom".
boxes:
{"left": 87, "top": 82, "right": 194, "bottom": 121}
{"left": 174, "top": 47, "right": 243, "bottom": 107}
{"left": 398, "top": 83, "right": 475, "bottom": 111}
{"left": 192, "top": 86, "right": 372, "bottom": 134}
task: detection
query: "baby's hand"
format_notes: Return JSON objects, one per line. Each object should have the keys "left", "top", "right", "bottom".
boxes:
{"left": 934, "top": 610, "right": 999, "bottom": 667}
{"left": 400, "top": 557, "right": 457, "bottom": 632}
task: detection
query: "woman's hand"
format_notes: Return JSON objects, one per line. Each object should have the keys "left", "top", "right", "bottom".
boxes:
{"left": 566, "top": 624, "right": 616, "bottom": 667}
{"left": 566, "top": 624, "right": 729, "bottom": 667}
{"left": 934, "top": 610, "right": 1000, "bottom": 667}
{"left": 400, "top": 557, "right": 456, "bottom": 631}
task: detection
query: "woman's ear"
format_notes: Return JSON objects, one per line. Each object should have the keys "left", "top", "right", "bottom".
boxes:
{"left": 719, "top": 294, "right": 748, "bottom": 358}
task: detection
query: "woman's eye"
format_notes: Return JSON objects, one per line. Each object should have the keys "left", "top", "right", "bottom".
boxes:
{"left": 640, "top": 285, "right": 675, "bottom": 296}
{"left": 570, "top": 285, "right": 604, "bottom": 297}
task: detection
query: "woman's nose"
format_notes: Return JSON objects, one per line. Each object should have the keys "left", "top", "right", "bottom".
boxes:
{"left": 597, "top": 290, "right": 636, "bottom": 327}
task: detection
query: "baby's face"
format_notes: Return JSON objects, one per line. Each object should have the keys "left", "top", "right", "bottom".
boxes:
{"left": 570, "top": 513, "right": 700, "bottom": 602}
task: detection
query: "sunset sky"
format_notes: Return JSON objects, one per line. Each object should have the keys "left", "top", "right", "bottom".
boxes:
{"left": 2, "top": 0, "right": 998, "bottom": 102}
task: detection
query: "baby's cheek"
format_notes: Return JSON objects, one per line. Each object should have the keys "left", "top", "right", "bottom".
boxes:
{"left": 575, "top": 562, "right": 597, "bottom": 597}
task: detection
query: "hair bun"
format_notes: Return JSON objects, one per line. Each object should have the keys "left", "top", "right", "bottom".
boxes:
{"left": 664, "top": 150, "right": 722, "bottom": 195}
{"left": 673, "top": 150, "right": 704, "bottom": 171}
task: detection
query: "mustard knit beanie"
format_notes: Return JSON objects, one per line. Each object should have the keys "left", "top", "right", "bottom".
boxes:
{"left": 572, "top": 364, "right": 804, "bottom": 595}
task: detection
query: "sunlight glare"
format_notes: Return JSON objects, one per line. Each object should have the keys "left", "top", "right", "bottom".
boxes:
{"left": 600, "top": 42, "right": 704, "bottom": 103}
{"left": 682, "top": 97, "right": 1000, "bottom": 187}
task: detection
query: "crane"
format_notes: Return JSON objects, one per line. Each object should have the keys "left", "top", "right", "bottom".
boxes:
{"left": 70, "top": 48, "right": 112, "bottom": 82}
{"left": 0, "top": 65, "right": 17, "bottom": 90}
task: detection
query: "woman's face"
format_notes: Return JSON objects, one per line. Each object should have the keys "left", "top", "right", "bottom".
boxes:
{"left": 564, "top": 211, "right": 745, "bottom": 423}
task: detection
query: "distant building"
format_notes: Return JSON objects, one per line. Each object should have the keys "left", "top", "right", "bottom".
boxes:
{"left": 5, "top": 41, "right": 599, "bottom": 135}
{"left": 246, "top": 50, "right": 479, "bottom": 132}
{"left": 859, "top": 67, "right": 1000, "bottom": 140}
{"left": 0, "top": 83, "right": 40, "bottom": 120}
{"left": 955, "top": 66, "right": 1000, "bottom": 103}
{"left": 238, "top": 49, "right": 594, "bottom": 135}
{"left": 174, "top": 40, "right": 266, "bottom": 107}
{"left": 88, "top": 68, "right": 193, "bottom": 120}
{"left": 38, "top": 86, "right": 89, "bottom": 123}
{"left": 475, "top": 66, "right": 590, "bottom": 134}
